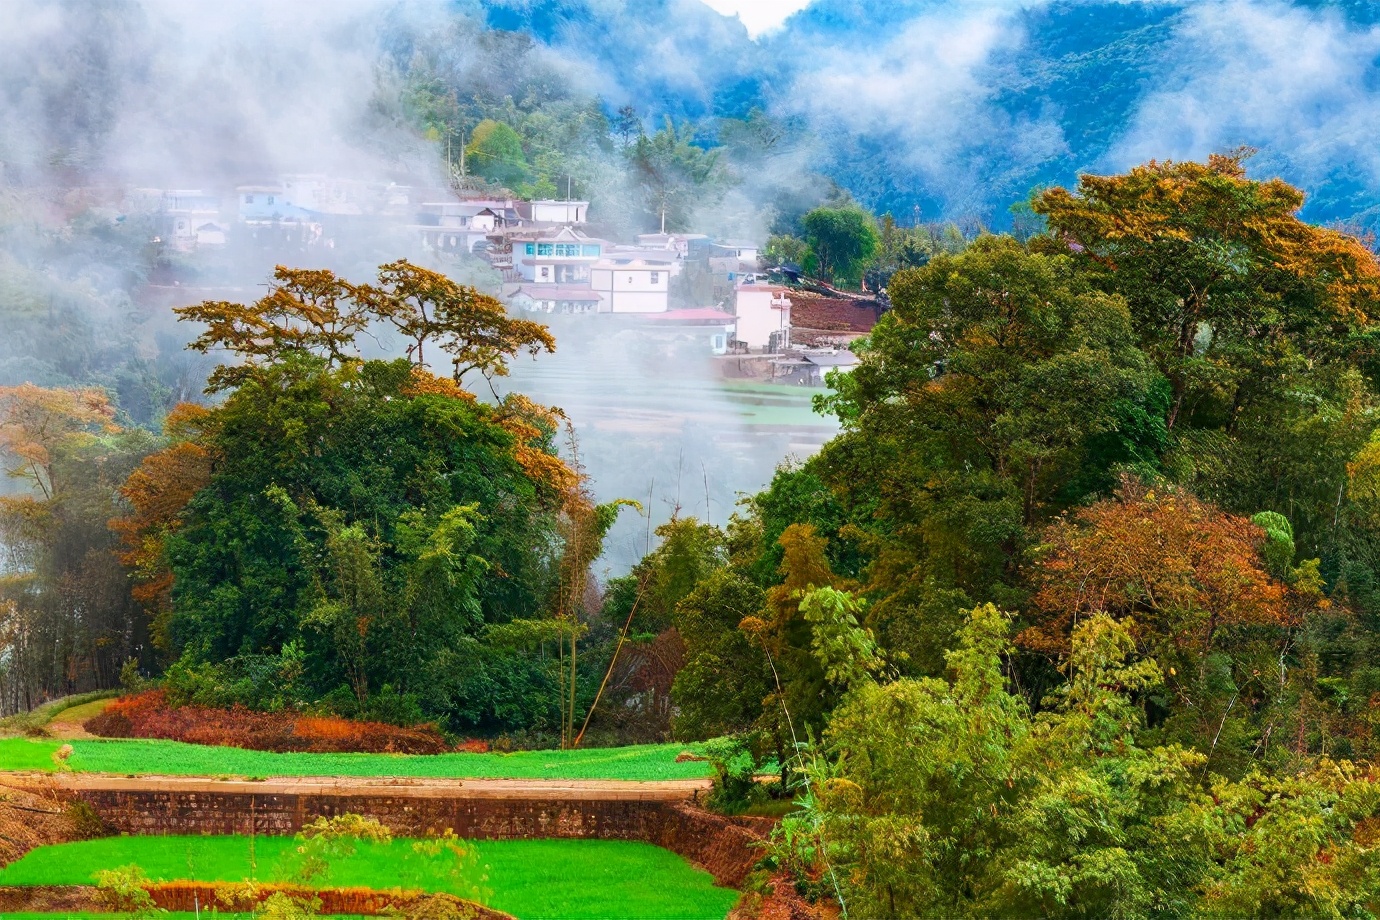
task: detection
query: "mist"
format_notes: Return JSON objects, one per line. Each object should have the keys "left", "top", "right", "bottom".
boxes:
{"left": 5, "top": 0, "right": 1377, "bottom": 571}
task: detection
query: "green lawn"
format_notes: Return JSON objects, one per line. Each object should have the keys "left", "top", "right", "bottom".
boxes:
{"left": 0, "top": 738, "right": 712, "bottom": 781}
{"left": 0, "top": 836, "right": 740, "bottom": 920}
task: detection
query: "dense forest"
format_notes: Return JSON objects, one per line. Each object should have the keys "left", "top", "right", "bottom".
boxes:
{"left": 7, "top": 152, "right": 1380, "bottom": 914}
{"left": 9, "top": 1, "right": 1380, "bottom": 915}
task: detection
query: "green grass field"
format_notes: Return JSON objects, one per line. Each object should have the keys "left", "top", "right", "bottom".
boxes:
{"left": 0, "top": 737, "right": 712, "bottom": 781}
{"left": 0, "top": 836, "right": 740, "bottom": 920}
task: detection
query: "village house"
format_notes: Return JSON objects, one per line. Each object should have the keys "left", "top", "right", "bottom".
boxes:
{"left": 414, "top": 202, "right": 500, "bottom": 254}
{"left": 733, "top": 280, "right": 792, "bottom": 351}
{"left": 131, "top": 189, "right": 229, "bottom": 252}
{"left": 520, "top": 199, "right": 590, "bottom": 224}
{"left": 590, "top": 257, "right": 672, "bottom": 313}
{"left": 639, "top": 306, "right": 736, "bottom": 354}
{"left": 509, "top": 227, "right": 606, "bottom": 284}
{"left": 509, "top": 285, "right": 605, "bottom": 314}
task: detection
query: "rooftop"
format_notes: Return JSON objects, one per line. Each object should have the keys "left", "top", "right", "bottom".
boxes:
{"left": 510, "top": 285, "right": 604, "bottom": 302}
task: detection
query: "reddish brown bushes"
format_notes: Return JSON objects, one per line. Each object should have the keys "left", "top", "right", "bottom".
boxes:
{"left": 84, "top": 691, "right": 465, "bottom": 754}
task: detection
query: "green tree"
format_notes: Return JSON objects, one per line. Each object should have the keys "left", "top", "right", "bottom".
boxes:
{"left": 465, "top": 119, "right": 530, "bottom": 188}
{"left": 800, "top": 206, "right": 879, "bottom": 286}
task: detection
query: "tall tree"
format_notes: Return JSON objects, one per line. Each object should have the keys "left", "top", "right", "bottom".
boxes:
{"left": 800, "top": 206, "right": 879, "bottom": 286}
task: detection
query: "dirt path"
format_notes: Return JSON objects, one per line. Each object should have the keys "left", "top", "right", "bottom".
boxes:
{"left": 9, "top": 771, "right": 712, "bottom": 802}
{"left": 34, "top": 697, "right": 113, "bottom": 740}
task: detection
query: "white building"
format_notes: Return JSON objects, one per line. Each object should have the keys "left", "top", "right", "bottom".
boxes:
{"left": 512, "top": 227, "right": 606, "bottom": 284}
{"left": 635, "top": 232, "right": 709, "bottom": 257}
{"left": 591, "top": 258, "right": 672, "bottom": 313}
{"left": 510, "top": 285, "right": 604, "bottom": 315}
{"left": 734, "top": 281, "right": 792, "bottom": 350}
{"left": 525, "top": 200, "right": 589, "bottom": 224}
{"left": 714, "top": 240, "right": 760, "bottom": 263}
{"left": 640, "top": 307, "right": 737, "bottom": 354}
{"left": 415, "top": 202, "right": 499, "bottom": 253}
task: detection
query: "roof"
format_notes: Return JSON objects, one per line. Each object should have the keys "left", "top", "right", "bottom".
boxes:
{"left": 804, "top": 351, "right": 860, "bottom": 368}
{"left": 510, "top": 285, "right": 604, "bottom": 302}
{"left": 642, "top": 308, "right": 737, "bottom": 323}
{"left": 736, "top": 281, "right": 792, "bottom": 294}
{"left": 592, "top": 258, "right": 670, "bottom": 270}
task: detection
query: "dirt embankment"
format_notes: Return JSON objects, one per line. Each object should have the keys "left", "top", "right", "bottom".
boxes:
{"left": 0, "top": 776, "right": 90, "bottom": 866}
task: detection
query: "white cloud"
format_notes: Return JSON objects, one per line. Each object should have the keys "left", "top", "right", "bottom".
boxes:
{"left": 1111, "top": 0, "right": 1380, "bottom": 185}
{"left": 699, "top": 0, "right": 812, "bottom": 38}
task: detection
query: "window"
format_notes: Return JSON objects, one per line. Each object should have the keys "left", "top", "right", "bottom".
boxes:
{"left": 267, "top": 196, "right": 275, "bottom": 205}
{"left": 537, "top": 243, "right": 554, "bottom": 256}
{"left": 540, "top": 267, "right": 550, "bottom": 279}
{"left": 582, "top": 245, "right": 600, "bottom": 256}
{"left": 244, "top": 194, "right": 254, "bottom": 204}
{"left": 650, "top": 272, "right": 660, "bottom": 284}
{"left": 525, "top": 243, "right": 535, "bottom": 256}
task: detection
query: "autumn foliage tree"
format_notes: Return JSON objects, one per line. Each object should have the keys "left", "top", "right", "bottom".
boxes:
{"left": 175, "top": 260, "right": 555, "bottom": 391}
{"left": 1023, "top": 477, "right": 1324, "bottom": 771}
{"left": 1034, "top": 151, "right": 1380, "bottom": 430}
{"left": 0, "top": 384, "right": 150, "bottom": 710}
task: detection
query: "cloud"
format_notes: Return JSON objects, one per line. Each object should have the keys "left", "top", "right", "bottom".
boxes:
{"left": 0, "top": 0, "right": 446, "bottom": 186}
{"left": 780, "top": 2, "right": 1067, "bottom": 211}
{"left": 1110, "top": 0, "right": 1380, "bottom": 186}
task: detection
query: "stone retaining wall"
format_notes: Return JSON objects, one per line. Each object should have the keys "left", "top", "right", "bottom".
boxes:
{"left": 74, "top": 787, "right": 769, "bottom": 888}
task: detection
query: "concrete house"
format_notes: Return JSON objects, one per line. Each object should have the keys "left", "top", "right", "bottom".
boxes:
{"left": 509, "top": 285, "right": 604, "bottom": 315}
{"left": 511, "top": 227, "right": 606, "bottom": 284}
{"left": 521, "top": 200, "right": 589, "bottom": 224}
{"left": 734, "top": 281, "right": 792, "bottom": 351}
{"left": 590, "top": 258, "right": 672, "bottom": 313}
{"left": 415, "top": 202, "right": 499, "bottom": 253}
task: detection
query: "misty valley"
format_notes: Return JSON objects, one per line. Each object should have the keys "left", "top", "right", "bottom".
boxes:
{"left": 4, "top": 2, "right": 1380, "bottom": 919}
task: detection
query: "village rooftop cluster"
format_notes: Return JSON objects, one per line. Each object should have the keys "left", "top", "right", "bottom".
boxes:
{"left": 132, "top": 175, "right": 877, "bottom": 379}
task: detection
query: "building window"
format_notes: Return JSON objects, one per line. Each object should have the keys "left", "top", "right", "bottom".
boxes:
{"left": 526, "top": 243, "right": 535, "bottom": 255}
{"left": 540, "top": 267, "right": 550, "bottom": 279}
{"left": 244, "top": 194, "right": 254, "bottom": 204}
{"left": 651, "top": 272, "right": 660, "bottom": 284}
{"left": 267, "top": 196, "right": 275, "bottom": 205}
{"left": 537, "top": 243, "right": 554, "bottom": 256}
{"left": 582, "top": 245, "right": 600, "bottom": 256}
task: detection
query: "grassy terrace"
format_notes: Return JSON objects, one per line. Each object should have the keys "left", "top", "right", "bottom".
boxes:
{"left": 0, "top": 836, "right": 740, "bottom": 920}
{"left": 0, "top": 737, "right": 712, "bottom": 781}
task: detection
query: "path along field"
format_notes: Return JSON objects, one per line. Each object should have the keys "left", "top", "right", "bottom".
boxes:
{"left": 0, "top": 836, "right": 740, "bottom": 920}
{"left": 0, "top": 738, "right": 713, "bottom": 781}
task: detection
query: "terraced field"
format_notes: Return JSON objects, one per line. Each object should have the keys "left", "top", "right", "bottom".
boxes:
{"left": 0, "top": 836, "right": 740, "bottom": 919}
{"left": 0, "top": 737, "right": 712, "bottom": 781}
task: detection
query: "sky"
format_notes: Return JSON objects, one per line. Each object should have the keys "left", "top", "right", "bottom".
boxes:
{"left": 699, "top": 0, "right": 812, "bottom": 37}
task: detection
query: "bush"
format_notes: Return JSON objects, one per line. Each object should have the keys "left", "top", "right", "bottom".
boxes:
{"left": 85, "top": 690, "right": 453, "bottom": 754}
{"left": 703, "top": 735, "right": 765, "bottom": 814}
{"left": 94, "top": 863, "right": 159, "bottom": 917}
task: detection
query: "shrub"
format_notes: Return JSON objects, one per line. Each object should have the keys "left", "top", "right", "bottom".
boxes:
{"left": 94, "top": 863, "right": 159, "bottom": 917}
{"left": 85, "top": 690, "right": 454, "bottom": 754}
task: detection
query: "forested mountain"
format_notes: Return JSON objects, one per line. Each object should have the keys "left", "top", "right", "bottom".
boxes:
{"left": 469, "top": 0, "right": 1380, "bottom": 229}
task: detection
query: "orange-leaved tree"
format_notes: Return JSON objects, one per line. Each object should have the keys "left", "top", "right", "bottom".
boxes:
{"left": 1034, "top": 152, "right": 1380, "bottom": 429}
{"left": 1022, "top": 476, "right": 1324, "bottom": 767}
{"left": 109, "top": 403, "right": 214, "bottom": 653}
{"left": 174, "top": 266, "right": 368, "bottom": 392}
{"left": 0, "top": 383, "right": 118, "bottom": 500}
{"left": 176, "top": 260, "right": 556, "bottom": 392}
{"left": 363, "top": 260, "right": 555, "bottom": 382}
